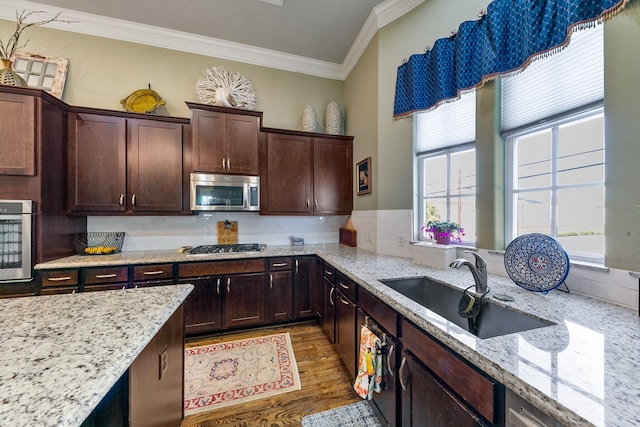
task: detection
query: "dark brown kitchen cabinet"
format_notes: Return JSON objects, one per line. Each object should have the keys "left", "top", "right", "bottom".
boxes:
{"left": 224, "top": 273, "right": 265, "bottom": 328}
{"left": 0, "top": 91, "right": 36, "bottom": 176}
{"left": 39, "top": 269, "right": 79, "bottom": 295}
{"left": 400, "top": 319, "right": 501, "bottom": 426}
{"left": 267, "top": 257, "right": 293, "bottom": 323}
{"left": 132, "top": 263, "right": 174, "bottom": 288}
{"left": 67, "top": 113, "right": 127, "bottom": 212}
{"left": 82, "top": 266, "right": 129, "bottom": 292}
{"left": 399, "top": 350, "right": 486, "bottom": 427}
{"left": 293, "top": 256, "right": 322, "bottom": 319}
{"left": 127, "top": 119, "right": 183, "bottom": 212}
{"left": 179, "top": 276, "right": 223, "bottom": 335}
{"left": 187, "top": 103, "right": 262, "bottom": 175}
{"left": 260, "top": 129, "right": 353, "bottom": 215}
{"left": 67, "top": 112, "right": 184, "bottom": 213}
{"left": 335, "top": 274, "right": 357, "bottom": 379}
{"left": 321, "top": 264, "right": 336, "bottom": 343}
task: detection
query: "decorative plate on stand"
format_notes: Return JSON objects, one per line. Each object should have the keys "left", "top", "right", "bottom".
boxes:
{"left": 504, "top": 233, "right": 570, "bottom": 294}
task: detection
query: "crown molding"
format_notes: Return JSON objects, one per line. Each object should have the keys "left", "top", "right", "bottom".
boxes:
{"left": 0, "top": 0, "right": 422, "bottom": 81}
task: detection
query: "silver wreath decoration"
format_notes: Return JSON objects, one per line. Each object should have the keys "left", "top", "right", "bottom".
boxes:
{"left": 195, "top": 66, "right": 256, "bottom": 110}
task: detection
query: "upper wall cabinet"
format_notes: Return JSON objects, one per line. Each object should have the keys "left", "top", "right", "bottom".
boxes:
{"left": 260, "top": 128, "right": 353, "bottom": 215}
{"left": 67, "top": 110, "right": 186, "bottom": 214}
{"left": 187, "top": 102, "right": 263, "bottom": 176}
{"left": 0, "top": 92, "right": 36, "bottom": 176}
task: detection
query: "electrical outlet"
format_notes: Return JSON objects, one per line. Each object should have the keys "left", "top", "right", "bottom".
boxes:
{"left": 397, "top": 235, "right": 405, "bottom": 247}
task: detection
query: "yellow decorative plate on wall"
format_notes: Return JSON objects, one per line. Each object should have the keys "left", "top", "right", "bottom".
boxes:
{"left": 120, "top": 85, "right": 165, "bottom": 113}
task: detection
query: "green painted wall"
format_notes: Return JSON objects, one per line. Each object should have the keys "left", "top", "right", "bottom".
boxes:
{"left": 345, "top": 34, "right": 379, "bottom": 211}
{"left": 0, "top": 21, "right": 344, "bottom": 130}
{"left": 604, "top": 0, "right": 640, "bottom": 270}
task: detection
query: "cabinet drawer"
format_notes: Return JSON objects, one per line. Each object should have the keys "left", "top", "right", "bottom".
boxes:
{"left": 40, "top": 270, "right": 79, "bottom": 287}
{"left": 133, "top": 264, "right": 174, "bottom": 281}
{"left": 401, "top": 318, "right": 499, "bottom": 423}
{"left": 268, "top": 257, "right": 292, "bottom": 271}
{"left": 335, "top": 272, "right": 356, "bottom": 303}
{"left": 178, "top": 259, "right": 265, "bottom": 278}
{"left": 358, "top": 287, "right": 397, "bottom": 337}
{"left": 84, "top": 267, "right": 129, "bottom": 284}
{"left": 323, "top": 264, "right": 336, "bottom": 283}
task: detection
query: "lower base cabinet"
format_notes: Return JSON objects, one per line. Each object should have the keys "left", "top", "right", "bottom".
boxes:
{"left": 335, "top": 288, "right": 357, "bottom": 379}
{"left": 82, "top": 305, "right": 185, "bottom": 427}
{"left": 224, "top": 272, "right": 266, "bottom": 328}
{"left": 400, "top": 349, "right": 486, "bottom": 427}
{"left": 321, "top": 277, "right": 336, "bottom": 343}
{"left": 180, "top": 277, "right": 223, "bottom": 335}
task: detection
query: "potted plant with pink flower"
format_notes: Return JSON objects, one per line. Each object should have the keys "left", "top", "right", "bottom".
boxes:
{"left": 421, "top": 219, "right": 465, "bottom": 245}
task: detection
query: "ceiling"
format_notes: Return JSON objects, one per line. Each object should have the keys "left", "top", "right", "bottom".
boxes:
{"left": 0, "top": 0, "right": 424, "bottom": 79}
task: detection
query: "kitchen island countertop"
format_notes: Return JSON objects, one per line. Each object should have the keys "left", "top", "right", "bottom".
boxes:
{"left": 36, "top": 244, "right": 640, "bottom": 426}
{"left": 0, "top": 284, "right": 193, "bottom": 427}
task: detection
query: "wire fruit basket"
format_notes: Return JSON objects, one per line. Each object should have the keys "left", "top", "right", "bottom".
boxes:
{"left": 74, "top": 232, "right": 125, "bottom": 255}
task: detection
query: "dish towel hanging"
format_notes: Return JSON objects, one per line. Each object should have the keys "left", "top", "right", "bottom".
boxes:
{"left": 353, "top": 325, "right": 383, "bottom": 399}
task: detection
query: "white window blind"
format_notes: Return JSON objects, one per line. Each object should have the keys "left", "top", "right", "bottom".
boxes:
{"left": 415, "top": 90, "right": 476, "bottom": 154}
{"left": 501, "top": 24, "right": 603, "bottom": 132}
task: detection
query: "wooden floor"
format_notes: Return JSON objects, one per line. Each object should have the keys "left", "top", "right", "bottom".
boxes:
{"left": 181, "top": 322, "right": 361, "bottom": 427}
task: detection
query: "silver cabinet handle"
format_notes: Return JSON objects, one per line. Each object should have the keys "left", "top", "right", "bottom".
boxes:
{"left": 142, "top": 270, "right": 164, "bottom": 276}
{"left": 226, "top": 277, "right": 231, "bottom": 294}
{"left": 48, "top": 276, "right": 72, "bottom": 282}
{"left": 270, "top": 274, "right": 273, "bottom": 289}
{"left": 306, "top": 199, "right": 310, "bottom": 209}
{"left": 329, "top": 286, "right": 335, "bottom": 306}
{"left": 272, "top": 262, "right": 288, "bottom": 267}
{"left": 95, "top": 273, "right": 117, "bottom": 279}
{"left": 314, "top": 199, "right": 318, "bottom": 209}
{"left": 227, "top": 158, "right": 230, "bottom": 169}
{"left": 399, "top": 356, "right": 408, "bottom": 391}
{"left": 216, "top": 278, "right": 220, "bottom": 295}
{"left": 325, "top": 270, "right": 333, "bottom": 276}
{"left": 132, "top": 194, "right": 136, "bottom": 206}
{"left": 339, "top": 281, "right": 350, "bottom": 290}
{"left": 222, "top": 158, "right": 226, "bottom": 169}
{"left": 295, "top": 259, "right": 299, "bottom": 274}
{"left": 338, "top": 295, "right": 349, "bottom": 305}
{"left": 119, "top": 194, "right": 124, "bottom": 206}
{"left": 387, "top": 345, "right": 395, "bottom": 376}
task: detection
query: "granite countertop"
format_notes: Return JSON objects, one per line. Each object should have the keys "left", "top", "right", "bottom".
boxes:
{"left": 35, "top": 244, "right": 639, "bottom": 426}
{"left": 0, "top": 284, "right": 193, "bottom": 427}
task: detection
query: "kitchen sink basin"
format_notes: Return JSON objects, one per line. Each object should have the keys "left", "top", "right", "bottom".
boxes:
{"left": 379, "top": 277, "right": 554, "bottom": 339}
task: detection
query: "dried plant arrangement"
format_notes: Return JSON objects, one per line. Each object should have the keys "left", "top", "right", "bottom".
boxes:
{"left": 195, "top": 66, "right": 256, "bottom": 110}
{"left": 0, "top": 10, "right": 75, "bottom": 59}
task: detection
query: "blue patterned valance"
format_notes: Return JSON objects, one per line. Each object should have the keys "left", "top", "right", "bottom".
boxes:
{"left": 393, "top": 0, "right": 627, "bottom": 119}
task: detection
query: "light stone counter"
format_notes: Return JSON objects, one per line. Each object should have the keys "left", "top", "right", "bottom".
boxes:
{"left": 0, "top": 284, "right": 193, "bottom": 427}
{"left": 36, "top": 245, "right": 639, "bottom": 426}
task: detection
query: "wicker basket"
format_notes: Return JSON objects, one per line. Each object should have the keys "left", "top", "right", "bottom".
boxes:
{"left": 74, "top": 232, "right": 125, "bottom": 255}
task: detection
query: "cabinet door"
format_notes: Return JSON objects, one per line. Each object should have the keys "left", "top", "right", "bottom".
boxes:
{"left": 226, "top": 113, "right": 259, "bottom": 175}
{"left": 335, "top": 289, "right": 357, "bottom": 379}
{"left": 400, "top": 350, "right": 486, "bottom": 427}
{"left": 294, "top": 256, "right": 321, "bottom": 319}
{"left": 191, "top": 109, "right": 226, "bottom": 173}
{"left": 266, "top": 270, "right": 292, "bottom": 322}
{"left": 181, "top": 277, "right": 223, "bottom": 335}
{"left": 263, "top": 132, "right": 312, "bottom": 213}
{"left": 128, "top": 119, "right": 183, "bottom": 212}
{"left": 313, "top": 137, "right": 353, "bottom": 214}
{"left": 68, "top": 113, "right": 127, "bottom": 212}
{"left": 224, "top": 273, "right": 265, "bottom": 328}
{"left": 0, "top": 92, "right": 35, "bottom": 176}
{"left": 322, "top": 278, "right": 335, "bottom": 343}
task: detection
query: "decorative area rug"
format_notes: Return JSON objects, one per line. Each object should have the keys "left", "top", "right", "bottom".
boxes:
{"left": 184, "top": 332, "right": 301, "bottom": 416}
{"left": 302, "top": 401, "right": 382, "bottom": 427}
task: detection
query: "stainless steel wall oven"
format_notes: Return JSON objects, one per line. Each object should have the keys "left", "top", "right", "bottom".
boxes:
{"left": 0, "top": 200, "right": 33, "bottom": 283}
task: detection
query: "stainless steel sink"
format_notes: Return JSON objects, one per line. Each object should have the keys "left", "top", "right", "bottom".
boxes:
{"left": 379, "top": 277, "right": 554, "bottom": 339}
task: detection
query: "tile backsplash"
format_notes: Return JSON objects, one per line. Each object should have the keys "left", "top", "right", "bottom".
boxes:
{"left": 88, "top": 213, "right": 348, "bottom": 251}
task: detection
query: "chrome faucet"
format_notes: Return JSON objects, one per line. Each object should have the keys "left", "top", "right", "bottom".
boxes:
{"left": 450, "top": 251, "right": 489, "bottom": 294}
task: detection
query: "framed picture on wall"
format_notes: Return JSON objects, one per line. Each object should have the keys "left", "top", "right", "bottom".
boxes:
{"left": 357, "top": 157, "right": 371, "bottom": 195}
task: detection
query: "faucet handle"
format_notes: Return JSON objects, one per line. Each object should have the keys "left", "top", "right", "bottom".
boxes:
{"left": 464, "top": 250, "right": 486, "bottom": 270}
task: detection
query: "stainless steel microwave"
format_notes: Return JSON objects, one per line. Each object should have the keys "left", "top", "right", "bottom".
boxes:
{"left": 190, "top": 173, "right": 260, "bottom": 211}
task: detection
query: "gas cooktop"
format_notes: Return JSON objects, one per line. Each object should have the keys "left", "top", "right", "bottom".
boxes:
{"left": 187, "top": 243, "right": 263, "bottom": 255}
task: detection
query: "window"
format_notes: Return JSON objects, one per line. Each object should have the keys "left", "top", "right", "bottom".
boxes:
{"left": 506, "top": 110, "right": 604, "bottom": 262}
{"left": 502, "top": 24, "right": 604, "bottom": 263}
{"left": 415, "top": 91, "right": 476, "bottom": 244}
